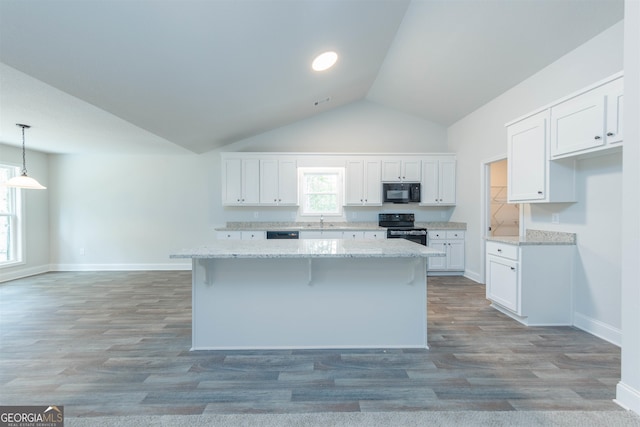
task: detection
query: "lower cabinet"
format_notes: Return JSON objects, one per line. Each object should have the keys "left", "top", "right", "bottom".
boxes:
{"left": 485, "top": 240, "right": 574, "bottom": 325}
{"left": 427, "top": 230, "right": 465, "bottom": 274}
{"left": 217, "top": 231, "right": 266, "bottom": 240}
{"left": 300, "top": 230, "right": 387, "bottom": 239}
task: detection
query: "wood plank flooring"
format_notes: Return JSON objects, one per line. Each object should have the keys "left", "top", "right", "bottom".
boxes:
{"left": 0, "top": 271, "right": 623, "bottom": 417}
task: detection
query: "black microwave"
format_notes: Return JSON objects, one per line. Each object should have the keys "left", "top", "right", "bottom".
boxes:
{"left": 383, "top": 183, "right": 421, "bottom": 203}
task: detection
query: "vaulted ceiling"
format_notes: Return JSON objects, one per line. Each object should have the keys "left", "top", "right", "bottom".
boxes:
{"left": 0, "top": 0, "right": 624, "bottom": 154}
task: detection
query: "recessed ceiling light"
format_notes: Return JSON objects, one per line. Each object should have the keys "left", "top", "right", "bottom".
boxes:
{"left": 312, "top": 51, "right": 338, "bottom": 71}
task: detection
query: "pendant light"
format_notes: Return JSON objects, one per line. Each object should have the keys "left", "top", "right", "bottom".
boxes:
{"left": 4, "top": 124, "right": 46, "bottom": 190}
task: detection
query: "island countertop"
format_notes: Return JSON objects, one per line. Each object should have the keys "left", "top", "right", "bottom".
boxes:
{"left": 171, "top": 238, "right": 445, "bottom": 259}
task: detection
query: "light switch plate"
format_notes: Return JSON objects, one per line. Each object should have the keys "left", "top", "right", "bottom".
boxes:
{"left": 552, "top": 213, "right": 560, "bottom": 224}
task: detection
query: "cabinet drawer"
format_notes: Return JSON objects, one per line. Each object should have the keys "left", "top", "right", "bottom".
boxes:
{"left": 218, "top": 231, "right": 242, "bottom": 240}
{"left": 446, "top": 230, "right": 465, "bottom": 239}
{"left": 486, "top": 241, "right": 518, "bottom": 260}
{"left": 429, "top": 230, "right": 447, "bottom": 240}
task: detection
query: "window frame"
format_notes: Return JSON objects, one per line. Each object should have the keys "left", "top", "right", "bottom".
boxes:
{"left": 298, "top": 167, "right": 345, "bottom": 217}
{"left": 0, "top": 164, "right": 24, "bottom": 268}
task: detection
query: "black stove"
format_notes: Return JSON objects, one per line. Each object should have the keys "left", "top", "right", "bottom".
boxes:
{"left": 378, "top": 213, "right": 427, "bottom": 246}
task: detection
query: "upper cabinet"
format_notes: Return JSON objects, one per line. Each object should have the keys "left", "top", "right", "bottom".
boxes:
{"left": 421, "top": 156, "right": 456, "bottom": 205}
{"left": 260, "top": 158, "right": 298, "bottom": 205}
{"left": 381, "top": 158, "right": 422, "bottom": 182}
{"left": 550, "top": 76, "right": 624, "bottom": 159}
{"left": 507, "top": 110, "right": 576, "bottom": 203}
{"left": 345, "top": 158, "right": 382, "bottom": 206}
{"left": 222, "top": 158, "right": 260, "bottom": 206}
{"left": 221, "top": 153, "right": 456, "bottom": 208}
{"left": 506, "top": 72, "right": 622, "bottom": 204}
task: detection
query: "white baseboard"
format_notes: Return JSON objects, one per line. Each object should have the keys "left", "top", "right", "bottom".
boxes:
{"left": 0, "top": 264, "right": 50, "bottom": 283}
{"left": 463, "top": 269, "right": 482, "bottom": 284}
{"left": 50, "top": 263, "right": 192, "bottom": 272}
{"left": 616, "top": 381, "right": 640, "bottom": 415}
{"left": 573, "top": 311, "right": 622, "bottom": 347}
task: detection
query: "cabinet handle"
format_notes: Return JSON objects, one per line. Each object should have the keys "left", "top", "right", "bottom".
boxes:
{"left": 607, "top": 132, "right": 614, "bottom": 136}
{"left": 510, "top": 267, "right": 516, "bottom": 271}
{"left": 594, "top": 135, "right": 602, "bottom": 140}
{"left": 537, "top": 191, "right": 543, "bottom": 195}
{"left": 497, "top": 249, "right": 502, "bottom": 252}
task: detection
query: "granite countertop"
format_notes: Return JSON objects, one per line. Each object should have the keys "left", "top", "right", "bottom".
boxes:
{"left": 218, "top": 221, "right": 467, "bottom": 232}
{"left": 171, "top": 238, "right": 446, "bottom": 259}
{"left": 485, "top": 229, "right": 577, "bottom": 246}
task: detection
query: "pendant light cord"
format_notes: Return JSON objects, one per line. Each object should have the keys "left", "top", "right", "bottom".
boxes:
{"left": 17, "top": 123, "right": 30, "bottom": 176}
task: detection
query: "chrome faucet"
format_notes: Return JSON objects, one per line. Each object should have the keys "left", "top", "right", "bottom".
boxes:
{"left": 320, "top": 214, "right": 324, "bottom": 228}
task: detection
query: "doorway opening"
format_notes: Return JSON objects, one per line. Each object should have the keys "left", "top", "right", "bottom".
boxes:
{"left": 488, "top": 159, "right": 519, "bottom": 237}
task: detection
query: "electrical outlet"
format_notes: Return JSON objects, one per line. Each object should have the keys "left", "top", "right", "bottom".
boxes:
{"left": 552, "top": 213, "right": 560, "bottom": 224}
{"left": 253, "top": 211, "right": 259, "bottom": 218}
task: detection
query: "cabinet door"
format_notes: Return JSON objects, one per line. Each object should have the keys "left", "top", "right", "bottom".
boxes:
{"left": 218, "top": 231, "right": 241, "bottom": 240}
{"left": 223, "top": 159, "right": 243, "bottom": 205}
{"left": 381, "top": 160, "right": 402, "bottom": 182}
{"left": 277, "top": 159, "right": 298, "bottom": 205}
{"left": 439, "top": 159, "right": 456, "bottom": 204}
{"left": 260, "top": 159, "right": 279, "bottom": 204}
{"left": 242, "top": 159, "right": 260, "bottom": 204}
{"left": 606, "top": 78, "right": 623, "bottom": 145}
{"left": 487, "top": 256, "right": 518, "bottom": 312}
{"left": 508, "top": 111, "right": 547, "bottom": 202}
{"left": 364, "top": 231, "right": 386, "bottom": 240}
{"left": 551, "top": 89, "right": 605, "bottom": 157}
{"left": 427, "top": 241, "right": 447, "bottom": 270}
{"left": 402, "top": 159, "right": 422, "bottom": 181}
{"left": 344, "top": 231, "right": 365, "bottom": 239}
{"left": 447, "top": 241, "right": 465, "bottom": 271}
{"left": 363, "top": 159, "right": 382, "bottom": 205}
{"left": 421, "top": 159, "right": 439, "bottom": 205}
{"left": 345, "top": 160, "right": 365, "bottom": 205}
{"left": 241, "top": 231, "right": 265, "bottom": 240}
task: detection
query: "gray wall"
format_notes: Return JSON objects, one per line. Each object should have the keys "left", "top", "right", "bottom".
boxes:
{"left": 448, "top": 21, "right": 624, "bottom": 343}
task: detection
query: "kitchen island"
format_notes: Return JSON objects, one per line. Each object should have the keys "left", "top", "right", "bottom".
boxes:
{"left": 171, "top": 239, "right": 444, "bottom": 350}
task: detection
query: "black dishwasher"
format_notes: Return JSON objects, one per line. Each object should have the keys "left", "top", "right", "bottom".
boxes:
{"left": 266, "top": 231, "right": 299, "bottom": 239}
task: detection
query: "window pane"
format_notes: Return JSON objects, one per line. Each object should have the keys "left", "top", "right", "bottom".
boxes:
{"left": 304, "top": 174, "right": 337, "bottom": 193}
{"left": 0, "top": 167, "right": 13, "bottom": 214}
{"left": 305, "top": 194, "right": 338, "bottom": 213}
{"left": 0, "top": 216, "right": 11, "bottom": 262}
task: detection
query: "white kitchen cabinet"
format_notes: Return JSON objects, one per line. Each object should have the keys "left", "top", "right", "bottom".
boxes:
{"left": 427, "top": 230, "right": 465, "bottom": 274}
{"left": 381, "top": 158, "right": 422, "bottom": 182}
{"left": 217, "top": 231, "right": 242, "bottom": 240}
{"left": 299, "top": 230, "right": 344, "bottom": 239}
{"left": 222, "top": 158, "right": 260, "bottom": 206}
{"left": 343, "top": 231, "right": 365, "bottom": 239}
{"left": 260, "top": 158, "right": 298, "bottom": 205}
{"left": 421, "top": 156, "right": 456, "bottom": 205}
{"left": 240, "top": 231, "right": 266, "bottom": 240}
{"left": 507, "top": 110, "right": 575, "bottom": 203}
{"left": 363, "top": 231, "right": 386, "bottom": 240}
{"left": 217, "top": 231, "right": 265, "bottom": 240}
{"left": 345, "top": 159, "right": 382, "bottom": 206}
{"left": 485, "top": 240, "right": 574, "bottom": 325}
{"left": 550, "top": 76, "right": 623, "bottom": 159}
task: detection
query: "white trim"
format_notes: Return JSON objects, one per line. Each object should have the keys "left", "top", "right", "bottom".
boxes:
{"left": 480, "top": 154, "right": 509, "bottom": 285}
{"left": 463, "top": 269, "right": 482, "bottom": 284}
{"left": 615, "top": 382, "right": 640, "bottom": 413}
{"left": 573, "top": 311, "right": 622, "bottom": 347}
{"left": 50, "top": 263, "right": 192, "bottom": 272}
{"left": 0, "top": 264, "right": 49, "bottom": 283}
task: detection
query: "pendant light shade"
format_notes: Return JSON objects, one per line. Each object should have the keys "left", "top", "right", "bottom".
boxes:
{"left": 4, "top": 124, "right": 46, "bottom": 190}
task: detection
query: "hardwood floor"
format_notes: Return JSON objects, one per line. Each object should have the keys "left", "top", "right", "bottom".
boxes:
{"left": 0, "top": 272, "right": 623, "bottom": 417}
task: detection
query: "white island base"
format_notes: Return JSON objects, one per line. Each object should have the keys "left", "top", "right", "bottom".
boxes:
{"left": 191, "top": 256, "right": 428, "bottom": 350}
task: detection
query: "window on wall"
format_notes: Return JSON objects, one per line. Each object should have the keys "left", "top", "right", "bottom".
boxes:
{"left": 299, "top": 167, "right": 344, "bottom": 216}
{"left": 0, "top": 165, "right": 22, "bottom": 265}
